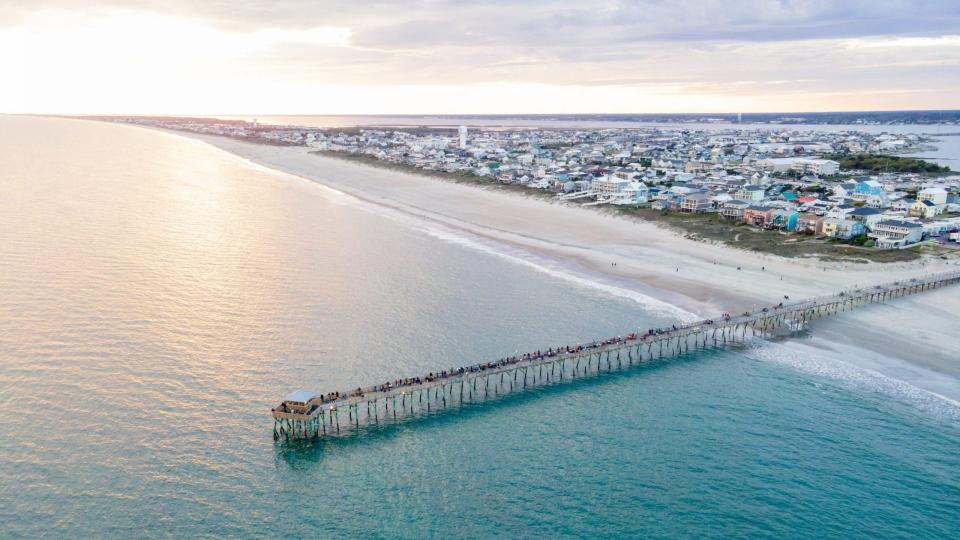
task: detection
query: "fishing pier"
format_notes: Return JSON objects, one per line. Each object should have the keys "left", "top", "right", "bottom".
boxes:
{"left": 273, "top": 271, "right": 960, "bottom": 440}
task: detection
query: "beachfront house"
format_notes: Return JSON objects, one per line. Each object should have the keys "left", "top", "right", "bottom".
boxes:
{"left": 619, "top": 181, "right": 650, "bottom": 204}
{"left": 743, "top": 205, "right": 774, "bottom": 227}
{"left": 592, "top": 174, "right": 632, "bottom": 196}
{"left": 526, "top": 176, "right": 552, "bottom": 189}
{"left": 651, "top": 198, "right": 673, "bottom": 211}
{"left": 677, "top": 192, "right": 712, "bottom": 213}
{"left": 871, "top": 220, "right": 923, "bottom": 248}
{"left": 821, "top": 218, "right": 864, "bottom": 240}
{"left": 721, "top": 200, "right": 750, "bottom": 220}
{"left": 796, "top": 213, "right": 825, "bottom": 235}
{"left": 770, "top": 209, "right": 800, "bottom": 231}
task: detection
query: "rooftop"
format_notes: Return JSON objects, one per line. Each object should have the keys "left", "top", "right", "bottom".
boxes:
{"left": 284, "top": 389, "right": 317, "bottom": 404}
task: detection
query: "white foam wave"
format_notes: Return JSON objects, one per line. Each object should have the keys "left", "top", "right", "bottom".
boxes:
{"left": 301, "top": 181, "right": 697, "bottom": 321}
{"left": 412, "top": 221, "right": 698, "bottom": 322}
{"left": 745, "top": 340, "right": 960, "bottom": 422}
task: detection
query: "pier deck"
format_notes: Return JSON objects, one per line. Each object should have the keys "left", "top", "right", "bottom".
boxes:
{"left": 273, "top": 271, "right": 960, "bottom": 440}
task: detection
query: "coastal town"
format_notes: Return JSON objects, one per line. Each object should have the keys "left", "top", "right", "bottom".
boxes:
{"left": 113, "top": 116, "right": 960, "bottom": 254}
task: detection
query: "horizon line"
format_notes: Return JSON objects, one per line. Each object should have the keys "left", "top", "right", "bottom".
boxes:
{"left": 11, "top": 109, "right": 960, "bottom": 118}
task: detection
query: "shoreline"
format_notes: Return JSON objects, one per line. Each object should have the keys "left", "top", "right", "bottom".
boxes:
{"left": 160, "top": 129, "right": 956, "bottom": 289}
{"left": 135, "top": 122, "right": 960, "bottom": 400}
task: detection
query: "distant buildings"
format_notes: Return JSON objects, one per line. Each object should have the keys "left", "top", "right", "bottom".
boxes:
{"left": 118, "top": 116, "right": 960, "bottom": 251}
{"left": 759, "top": 157, "right": 840, "bottom": 176}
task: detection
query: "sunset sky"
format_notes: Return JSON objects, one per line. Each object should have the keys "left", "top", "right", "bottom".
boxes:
{"left": 4, "top": 1, "right": 959, "bottom": 114}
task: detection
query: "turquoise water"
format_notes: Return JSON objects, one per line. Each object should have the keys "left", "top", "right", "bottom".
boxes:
{"left": 1, "top": 116, "right": 958, "bottom": 538}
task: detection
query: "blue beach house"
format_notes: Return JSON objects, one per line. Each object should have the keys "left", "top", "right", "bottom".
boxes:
{"left": 771, "top": 209, "right": 800, "bottom": 231}
{"left": 854, "top": 180, "right": 883, "bottom": 198}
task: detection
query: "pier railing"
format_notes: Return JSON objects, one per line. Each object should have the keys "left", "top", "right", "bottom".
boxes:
{"left": 273, "top": 270, "right": 960, "bottom": 440}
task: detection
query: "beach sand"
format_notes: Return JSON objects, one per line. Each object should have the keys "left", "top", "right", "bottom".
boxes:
{"left": 154, "top": 127, "right": 960, "bottom": 401}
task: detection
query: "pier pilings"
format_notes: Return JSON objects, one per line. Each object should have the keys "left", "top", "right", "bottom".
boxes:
{"left": 273, "top": 271, "right": 960, "bottom": 441}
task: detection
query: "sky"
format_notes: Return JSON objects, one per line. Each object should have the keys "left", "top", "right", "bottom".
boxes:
{"left": 3, "top": 0, "right": 959, "bottom": 115}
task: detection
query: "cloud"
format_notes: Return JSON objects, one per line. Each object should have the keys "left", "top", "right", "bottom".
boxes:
{"left": 2, "top": 0, "right": 959, "bottom": 113}
{"left": 5, "top": 0, "right": 960, "bottom": 37}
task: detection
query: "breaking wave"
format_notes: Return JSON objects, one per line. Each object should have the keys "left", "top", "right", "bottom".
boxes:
{"left": 412, "top": 222, "right": 699, "bottom": 322}
{"left": 746, "top": 340, "right": 960, "bottom": 423}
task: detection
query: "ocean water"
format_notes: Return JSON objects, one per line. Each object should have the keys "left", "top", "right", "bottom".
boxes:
{"left": 907, "top": 134, "right": 960, "bottom": 169}
{"left": 1, "top": 116, "right": 958, "bottom": 538}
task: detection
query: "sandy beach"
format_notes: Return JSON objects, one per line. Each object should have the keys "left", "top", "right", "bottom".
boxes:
{"left": 154, "top": 126, "right": 960, "bottom": 401}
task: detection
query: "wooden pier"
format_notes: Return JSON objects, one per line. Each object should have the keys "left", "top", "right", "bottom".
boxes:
{"left": 273, "top": 271, "right": 960, "bottom": 440}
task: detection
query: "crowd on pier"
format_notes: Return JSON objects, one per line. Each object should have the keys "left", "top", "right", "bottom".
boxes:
{"left": 305, "top": 297, "right": 826, "bottom": 405}
{"left": 314, "top": 317, "right": 733, "bottom": 404}
{"left": 276, "top": 291, "right": 835, "bottom": 411}
{"left": 273, "top": 273, "right": 959, "bottom": 419}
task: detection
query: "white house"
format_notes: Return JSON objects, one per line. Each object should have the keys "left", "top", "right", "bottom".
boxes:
{"left": 613, "top": 182, "right": 650, "bottom": 205}
{"left": 735, "top": 185, "right": 766, "bottom": 202}
{"left": 827, "top": 204, "right": 857, "bottom": 220}
{"left": 758, "top": 157, "right": 840, "bottom": 176}
{"left": 871, "top": 220, "right": 923, "bottom": 248}
{"left": 866, "top": 192, "right": 890, "bottom": 209}
{"left": 592, "top": 175, "right": 632, "bottom": 195}
{"left": 792, "top": 158, "right": 840, "bottom": 176}
{"left": 918, "top": 186, "right": 948, "bottom": 206}
{"left": 833, "top": 182, "right": 857, "bottom": 199}
{"left": 526, "top": 177, "right": 551, "bottom": 189}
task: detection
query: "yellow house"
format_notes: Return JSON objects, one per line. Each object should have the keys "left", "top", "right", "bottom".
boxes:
{"left": 909, "top": 199, "right": 941, "bottom": 219}
{"left": 821, "top": 219, "right": 839, "bottom": 238}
